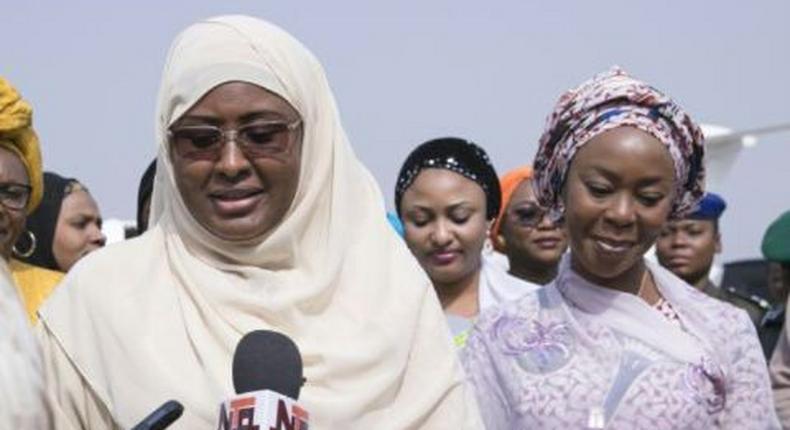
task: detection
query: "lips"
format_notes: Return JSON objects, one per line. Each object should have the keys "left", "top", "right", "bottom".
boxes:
{"left": 533, "top": 236, "right": 563, "bottom": 250}
{"left": 592, "top": 236, "right": 635, "bottom": 256}
{"left": 209, "top": 188, "right": 264, "bottom": 216}
{"left": 428, "top": 249, "right": 461, "bottom": 266}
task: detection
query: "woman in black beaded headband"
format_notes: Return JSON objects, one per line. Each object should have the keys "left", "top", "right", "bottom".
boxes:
{"left": 396, "top": 137, "right": 539, "bottom": 347}
{"left": 395, "top": 137, "right": 500, "bottom": 221}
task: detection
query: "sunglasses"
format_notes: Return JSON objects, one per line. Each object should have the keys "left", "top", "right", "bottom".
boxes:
{"left": 169, "top": 119, "right": 301, "bottom": 161}
{"left": 509, "top": 203, "right": 560, "bottom": 228}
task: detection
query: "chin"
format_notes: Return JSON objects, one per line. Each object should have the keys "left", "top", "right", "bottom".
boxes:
{"left": 209, "top": 224, "right": 268, "bottom": 241}
{"left": 580, "top": 255, "right": 635, "bottom": 282}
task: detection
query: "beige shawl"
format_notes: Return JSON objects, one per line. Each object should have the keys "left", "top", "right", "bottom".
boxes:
{"left": 38, "top": 15, "right": 481, "bottom": 429}
{"left": 0, "top": 259, "right": 51, "bottom": 428}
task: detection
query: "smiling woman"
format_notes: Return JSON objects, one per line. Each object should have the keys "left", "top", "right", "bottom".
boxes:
{"left": 36, "top": 15, "right": 481, "bottom": 429}
{"left": 396, "top": 137, "right": 539, "bottom": 346}
{"left": 461, "top": 67, "right": 780, "bottom": 429}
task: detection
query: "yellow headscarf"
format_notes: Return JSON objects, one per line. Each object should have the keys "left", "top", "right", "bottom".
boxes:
{"left": 0, "top": 77, "right": 43, "bottom": 213}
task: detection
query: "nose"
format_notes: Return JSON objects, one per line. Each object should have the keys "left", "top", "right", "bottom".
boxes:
{"left": 429, "top": 219, "right": 453, "bottom": 247}
{"left": 216, "top": 137, "right": 251, "bottom": 180}
{"left": 89, "top": 223, "right": 106, "bottom": 247}
{"left": 604, "top": 193, "right": 636, "bottom": 228}
{"left": 669, "top": 231, "right": 689, "bottom": 249}
{"left": 536, "top": 212, "right": 557, "bottom": 230}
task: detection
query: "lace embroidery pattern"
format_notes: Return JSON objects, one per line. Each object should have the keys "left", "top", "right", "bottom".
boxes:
{"left": 463, "top": 287, "right": 778, "bottom": 428}
{"left": 491, "top": 315, "right": 574, "bottom": 374}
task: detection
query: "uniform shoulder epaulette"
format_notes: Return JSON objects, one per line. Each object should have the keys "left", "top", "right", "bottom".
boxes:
{"left": 723, "top": 286, "right": 772, "bottom": 311}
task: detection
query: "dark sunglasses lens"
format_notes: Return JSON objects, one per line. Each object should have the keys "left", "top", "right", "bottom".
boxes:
{"left": 176, "top": 128, "right": 220, "bottom": 149}
{"left": 241, "top": 124, "right": 291, "bottom": 156}
{"left": 514, "top": 206, "right": 544, "bottom": 227}
{"left": 172, "top": 128, "right": 221, "bottom": 159}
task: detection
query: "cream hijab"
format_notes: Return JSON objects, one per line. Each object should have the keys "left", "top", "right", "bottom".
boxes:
{"left": 39, "top": 15, "right": 480, "bottom": 429}
{"left": 0, "top": 259, "right": 50, "bottom": 429}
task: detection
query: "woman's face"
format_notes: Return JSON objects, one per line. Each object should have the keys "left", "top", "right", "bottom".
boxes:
{"left": 563, "top": 127, "right": 675, "bottom": 283}
{"left": 0, "top": 147, "right": 29, "bottom": 260}
{"left": 400, "top": 168, "right": 489, "bottom": 287}
{"left": 656, "top": 219, "right": 720, "bottom": 285}
{"left": 52, "top": 188, "right": 105, "bottom": 271}
{"left": 170, "top": 81, "right": 303, "bottom": 241}
{"left": 498, "top": 179, "right": 568, "bottom": 268}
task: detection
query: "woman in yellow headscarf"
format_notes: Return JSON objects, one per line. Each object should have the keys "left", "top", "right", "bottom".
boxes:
{"left": 0, "top": 76, "right": 63, "bottom": 324}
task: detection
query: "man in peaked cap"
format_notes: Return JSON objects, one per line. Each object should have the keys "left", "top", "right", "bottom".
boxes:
{"left": 763, "top": 210, "right": 790, "bottom": 427}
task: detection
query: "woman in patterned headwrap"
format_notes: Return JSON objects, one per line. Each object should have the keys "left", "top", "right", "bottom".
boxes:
{"left": 396, "top": 138, "right": 539, "bottom": 347}
{"left": 0, "top": 76, "right": 63, "bottom": 324}
{"left": 462, "top": 67, "right": 778, "bottom": 429}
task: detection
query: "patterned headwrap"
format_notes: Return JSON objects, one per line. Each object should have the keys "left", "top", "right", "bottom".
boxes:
{"left": 0, "top": 77, "right": 43, "bottom": 213}
{"left": 490, "top": 165, "right": 533, "bottom": 246}
{"left": 395, "top": 137, "right": 501, "bottom": 220}
{"left": 533, "top": 67, "right": 705, "bottom": 220}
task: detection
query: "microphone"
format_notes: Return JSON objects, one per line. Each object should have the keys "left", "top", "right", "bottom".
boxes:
{"left": 131, "top": 400, "right": 184, "bottom": 430}
{"left": 217, "top": 330, "right": 308, "bottom": 430}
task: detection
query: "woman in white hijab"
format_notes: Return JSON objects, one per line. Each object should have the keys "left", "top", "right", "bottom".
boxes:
{"left": 0, "top": 259, "right": 51, "bottom": 429}
{"left": 37, "top": 15, "right": 481, "bottom": 429}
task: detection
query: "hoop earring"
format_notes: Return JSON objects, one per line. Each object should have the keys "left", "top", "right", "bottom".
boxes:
{"left": 13, "top": 230, "right": 36, "bottom": 259}
{"left": 483, "top": 232, "right": 494, "bottom": 255}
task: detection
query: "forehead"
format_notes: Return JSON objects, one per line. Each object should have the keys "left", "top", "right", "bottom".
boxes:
{"left": 508, "top": 179, "right": 536, "bottom": 204}
{"left": 666, "top": 218, "right": 715, "bottom": 230}
{"left": 60, "top": 189, "right": 100, "bottom": 215}
{"left": 402, "top": 168, "right": 486, "bottom": 207}
{"left": 181, "top": 81, "right": 299, "bottom": 122}
{"left": 570, "top": 126, "right": 675, "bottom": 181}
{"left": 0, "top": 146, "right": 29, "bottom": 184}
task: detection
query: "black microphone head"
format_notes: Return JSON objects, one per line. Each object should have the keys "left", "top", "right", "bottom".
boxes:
{"left": 232, "top": 330, "right": 304, "bottom": 399}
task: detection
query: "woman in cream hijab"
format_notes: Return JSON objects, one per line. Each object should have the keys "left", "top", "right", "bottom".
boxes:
{"left": 38, "top": 15, "right": 481, "bottom": 429}
{"left": 1, "top": 255, "right": 51, "bottom": 428}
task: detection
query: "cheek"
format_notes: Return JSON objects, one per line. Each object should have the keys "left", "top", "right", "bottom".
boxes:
{"left": 254, "top": 158, "right": 300, "bottom": 201}
{"left": 460, "top": 220, "right": 489, "bottom": 252}
{"left": 54, "top": 226, "right": 82, "bottom": 251}
{"left": 403, "top": 227, "right": 428, "bottom": 252}
{"left": 172, "top": 153, "right": 210, "bottom": 187}
{"left": 561, "top": 202, "right": 596, "bottom": 247}
{"left": 9, "top": 211, "right": 26, "bottom": 233}
{"left": 640, "top": 209, "right": 673, "bottom": 240}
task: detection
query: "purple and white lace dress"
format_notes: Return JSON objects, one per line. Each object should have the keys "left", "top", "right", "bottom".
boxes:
{"left": 462, "top": 256, "right": 779, "bottom": 429}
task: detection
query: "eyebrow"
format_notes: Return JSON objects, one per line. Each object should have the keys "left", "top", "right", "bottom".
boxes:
{"left": 406, "top": 200, "right": 472, "bottom": 214}
{"left": 177, "top": 110, "right": 291, "bottom": 126}
{"left": 585, "top": 165, "right": 670, "bottom": 186}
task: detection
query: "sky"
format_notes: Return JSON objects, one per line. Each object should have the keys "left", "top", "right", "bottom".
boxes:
{"left": 1, "top": 1, "right": 788, "bottom": 262}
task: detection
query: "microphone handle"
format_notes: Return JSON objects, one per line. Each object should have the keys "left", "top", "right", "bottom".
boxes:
{"left": 131, "top": 400, "right": 184, "bottom": 430}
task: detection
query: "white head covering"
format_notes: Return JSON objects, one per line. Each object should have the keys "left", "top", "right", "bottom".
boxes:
{"left": 39, "top": 15, "right": 480, "bottom": 428}
{"left": 0, "top": 259, "right": 51, "bottom": 428}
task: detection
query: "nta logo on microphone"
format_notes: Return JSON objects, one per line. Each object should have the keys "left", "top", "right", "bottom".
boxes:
{"left": 218, "top": 392, "right": 309, "bottom": 430}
